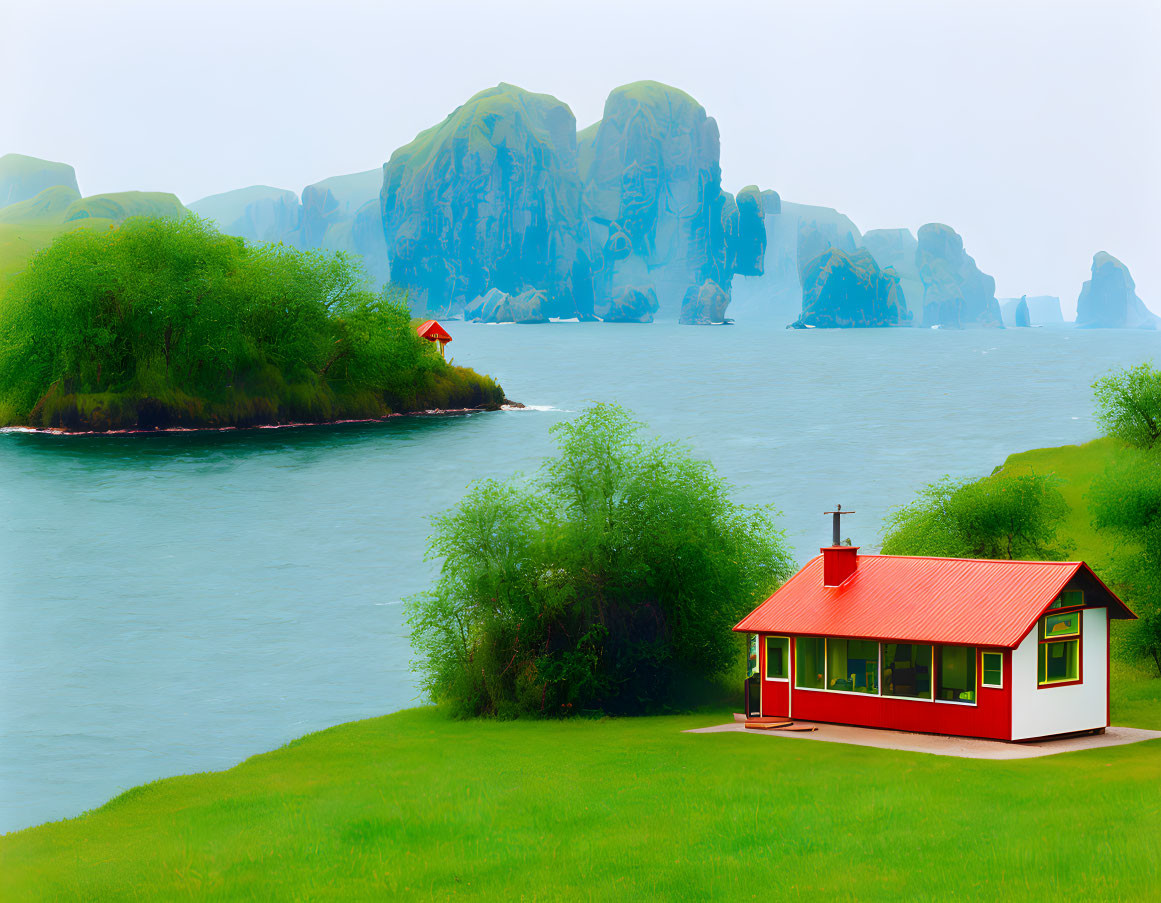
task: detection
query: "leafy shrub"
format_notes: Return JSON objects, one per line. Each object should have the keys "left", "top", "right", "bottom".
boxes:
{"left": 1089, "top": 449, "right": 1161, "bottom": 675}
{"left": 1093, "top": 362, "right": 1161, "bottom": 449}
{"left": 881, "top": 472, "right": 1071, "bottom": 560}
{"left": 406, "top": 403, "right": 794, "bottom": 717}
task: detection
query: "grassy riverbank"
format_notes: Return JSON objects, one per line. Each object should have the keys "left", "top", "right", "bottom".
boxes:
{"left": 2, "top": 673, "right": 1158, "bottom": 901}
{"left": 4, "top": 438, "right": 1158, "bottom": 900}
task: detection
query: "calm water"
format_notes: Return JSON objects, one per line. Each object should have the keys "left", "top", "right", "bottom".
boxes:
{"left": 1, "top": 323, "right": 1156, "bottom": 832}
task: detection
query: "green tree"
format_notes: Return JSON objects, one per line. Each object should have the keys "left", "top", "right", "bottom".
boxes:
{"left": 406, "top": 403, "right": 794, "bottom": 717}
{"left": 1089, "top": 450, "right": 1161, "bottom": 675}
{"left": 881, "top": 472, "right": 1071, "bottom": 560}
{"left": 1093, "top": 362, "right": 1161, "bottom": 449}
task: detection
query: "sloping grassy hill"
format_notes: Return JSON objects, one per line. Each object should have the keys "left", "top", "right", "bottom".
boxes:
{"left": 1, "top": 692, "right": 1157, "bottom": 901}
{"left": 997, "top": 436, "right": 1129, "bottom": 575}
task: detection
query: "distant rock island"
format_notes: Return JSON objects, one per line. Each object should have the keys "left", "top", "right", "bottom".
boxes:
{"left": 791, "top": 248, "right": 910, "bottom": 328}
{"left": 1075, "top": 252, "right": 1158, "bottom": 330}
{"left": 1000, "top": 295, "right": 1063, "bottom": 326}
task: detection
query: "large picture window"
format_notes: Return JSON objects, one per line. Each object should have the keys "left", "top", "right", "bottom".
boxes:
{"left": 883, "top": 643, "right": 932, "bottom": 699}
{"left": 795, "top": 637, "right": 825, "bottom": 689}
{"left": 936, "top": 645, "right": 976, "bottom": 702}
{"left": 826, "top": 638, "right": 879, "bottom": 693}
{"left": 765, "top": 636, "right": 789, "bottom": 680}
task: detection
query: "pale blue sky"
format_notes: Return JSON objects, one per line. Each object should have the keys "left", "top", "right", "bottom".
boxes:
{"left": 3, "top": 0, "right": 1158, "bottom": 315}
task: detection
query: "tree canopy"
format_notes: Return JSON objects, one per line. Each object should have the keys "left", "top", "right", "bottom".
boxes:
{"left": 0, "top": 215, "right": 502, "bottom": 429}
{"left": 881, "top": 472, "right": 1071, "bottom": 560}
{"left": 1093, "top": 362, "right": 1161, "bottom": 449}
{"left": 406, "top": 403, "right": 795, "bottom": 717}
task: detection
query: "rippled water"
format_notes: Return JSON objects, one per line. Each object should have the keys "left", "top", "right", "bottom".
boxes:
{"left": 1, "top": 323, "right": 1156, "bottom": 832}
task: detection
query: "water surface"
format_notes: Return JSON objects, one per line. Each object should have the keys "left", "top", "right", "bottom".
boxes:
{"left": 1, "top": 323, "right": 1156, "bottom": 831}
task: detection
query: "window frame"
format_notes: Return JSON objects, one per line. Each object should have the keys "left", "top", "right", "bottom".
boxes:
{"left": 764, "top": 635, "right": 790, "bottom": 682}
{"left": 980, "top": 650, "right": 1003, "bottom": 689}
{"left": 933, "top": 644, "right": 978, "bottom": 706}
{"left": 1037, "top": 605, "right": 1083, "bottom": 688}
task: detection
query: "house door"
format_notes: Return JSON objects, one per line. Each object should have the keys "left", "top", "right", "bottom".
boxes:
{"left": 761, "top": 636, "right": 791, "bottom": 718}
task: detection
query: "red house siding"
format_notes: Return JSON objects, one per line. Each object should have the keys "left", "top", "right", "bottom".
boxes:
{"left": 762, "top": 633, "right": 1013, "bottom": 741}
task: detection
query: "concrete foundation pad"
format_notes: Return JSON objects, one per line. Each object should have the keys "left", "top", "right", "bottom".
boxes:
{"left": 684, "top": 721, "right": 1161, "bottom": 759}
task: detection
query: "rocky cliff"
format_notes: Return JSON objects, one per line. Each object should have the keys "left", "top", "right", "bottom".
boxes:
{"left": 1075, "top": 252, "right": 1158, "bottom": 329}
{"left": 381, "top": 83, "right": 586, "bottom": 319}
{"left": 580, "top": 81, "right": 757, "bottom": 322}
{"left": 915, "top": 224, "right": 1003, "bottom": 328}
{"left": 189, "top": 185, "right": 301, "bottom": 243}
{"left": 859, "top": 228, "right": 921, "bottom": 322}
{"left": 0, "top": 154, "right": 80, "bottom": 208}
{"left": 792, "top": 247, "right": 909, "bottom": 328}
{"left": 730, "top": 197, "right": 860, "bottom": 323}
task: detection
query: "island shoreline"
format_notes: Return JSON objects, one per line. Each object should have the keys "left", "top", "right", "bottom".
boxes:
{"left": 1, "top": 401, "right": 526, "bottom": 438}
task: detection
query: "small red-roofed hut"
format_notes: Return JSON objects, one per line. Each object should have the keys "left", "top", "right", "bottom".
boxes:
{"left": 735, "top": 541, "right": 1135, "bottom": 741}
{"left": 416, "top": 320, "right": 452, "bottom": 358}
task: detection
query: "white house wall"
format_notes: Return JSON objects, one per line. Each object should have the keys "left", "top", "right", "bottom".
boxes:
{"left": 1010, "top": 607, "right": 1107, "bottom": 741}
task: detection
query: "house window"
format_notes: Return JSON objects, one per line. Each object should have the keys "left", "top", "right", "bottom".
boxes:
{"left": 1038, "top": 613, "right": 1081, "bottom": 686}
{"left": 747, "top": 634, "right": 759, "bottom": 678}
{"left": 1049, "top": 589, "right": 1084, "bottom": 610}
{"left": 825, "top": 638, "right": 880, "bottom": 693}
{"left": 795, "top": 637, "right": 825, "bottom": 689}
{"left": 936, "top": 646, "right": 976, "bottom": 702}
{"left": 981, "top": 651, "right": 1003, "bottom": 688}
{"left": 883, "top": 643, "right": 932, "bottom": 699}
{"left": 765, "top": 636, "right": 789, "bottom": 680}
{"left": 1042, "top": 611, "right": 1081, "bottom": 639}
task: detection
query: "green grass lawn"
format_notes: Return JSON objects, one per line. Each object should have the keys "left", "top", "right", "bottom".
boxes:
{"left": 2, "top": 673, "right": 1158, "bottom": 902}
{"left": 997, "top": 436, "right": 1126, "bottom": 573}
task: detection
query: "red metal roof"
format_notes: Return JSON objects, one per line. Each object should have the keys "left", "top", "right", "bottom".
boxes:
{"left": 417, "top": 320, "right": 452, "bottom": 342}
{"left": 734, "top": 554, "right": 1134, "bottom": 648}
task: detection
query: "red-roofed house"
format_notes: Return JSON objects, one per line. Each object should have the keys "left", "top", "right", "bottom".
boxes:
{"left": 416, "top": 320, "right": 453, "bottom": 358}
{"left": 735, "top": 541, "right": 1135, "bottom": 741}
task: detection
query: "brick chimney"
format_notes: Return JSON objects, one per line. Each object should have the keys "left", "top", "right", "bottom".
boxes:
{"left": 822, "top": 504, "right": 858, "bottom": 586}
{"left": 822, "top": 545, "right": 859, "bottom": 586}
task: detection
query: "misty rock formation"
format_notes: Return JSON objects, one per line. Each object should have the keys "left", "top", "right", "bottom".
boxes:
{"left": 189, "top": 185, "right": 301, "bottom": 243}
{"left": 580, "top": 81, "right": 759, "bottom": 322}
{"left": 859, "top": 228, "right": 921, "bottom": 322}
{"left": 730, "top": 196, "right": 861, "bottom": 323}
{"left": 381, "top": 83, "right": 587, "bottom": 319}
{"left": 915, "top": 224, "right": 1003, "bottom": 328}
{"left": 1075, "top": 252, "right": 1158, "bottom": 329}
{"left": 188, "top": 170, "right": 389, "bottom": 285}
{"left": 602, "top": 286, "right": 660, "bottom": 323}
{"left": 1000, "top": 295, "right": 1063, "bottom": 325}
{"left": 792, "top": 247, "right": 909, "bottom": 328}
{"left": 0, "top": 154, "right": 80, "bottom": 208}
{"left": 679, "top": 279, "right": 731, "bottom": 324}
{"left": 463, "top": 287, "right": 550, "bottom": 323}
{"left": 1013, "top": 296, "right": 1031, "bottom": 327}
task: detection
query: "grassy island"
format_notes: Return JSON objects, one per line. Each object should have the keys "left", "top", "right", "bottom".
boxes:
{"left": 0, "top": 216, "right": 504, "bottom": 431}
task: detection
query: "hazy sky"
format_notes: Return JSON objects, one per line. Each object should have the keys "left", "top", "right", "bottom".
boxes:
{"left": 4, "top": 0, "right": 1159, "bottom": 315}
